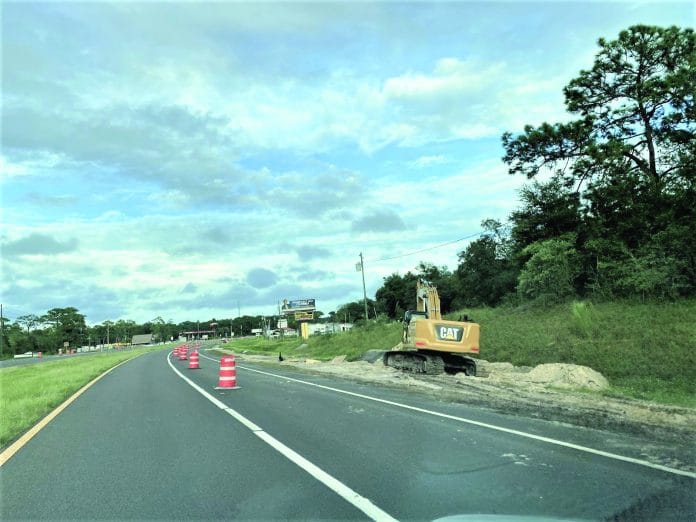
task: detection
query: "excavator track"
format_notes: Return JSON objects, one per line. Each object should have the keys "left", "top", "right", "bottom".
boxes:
{"left": 384, "top": 351, "right": 483, "bottom": 377}
{"left": 383, "top": 351, "right": 445, "bottom": 375}
{"left": 441, "top": 353, "right": 479, "bottom": 376}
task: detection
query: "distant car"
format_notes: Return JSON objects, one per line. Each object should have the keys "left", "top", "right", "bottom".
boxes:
{"left": 14, "top": 351, "right": 34, "bottom": 359}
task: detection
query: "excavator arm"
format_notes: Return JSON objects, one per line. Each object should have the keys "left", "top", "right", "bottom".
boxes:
{"left": 415, "top": 279, "right": 442, "bottom": 319}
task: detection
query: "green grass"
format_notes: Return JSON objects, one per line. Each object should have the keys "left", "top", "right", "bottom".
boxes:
{"left": 303, "top": 322, "right": 402, "bottom": 360}
{"left": 0, "top": 345, "right": 173, "bottom": 448}
{"left": 221, "top": 300, "right": 695, "bottom": 407}
{"left": 451, "top": 299, "right": 696, "bottom": 407}
{"left": 220, "top": 322, "right": 402, "bottom": 361}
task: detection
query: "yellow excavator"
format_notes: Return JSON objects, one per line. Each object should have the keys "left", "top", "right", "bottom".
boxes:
{"left": 383, "top": 279, "right": 481, "bottom": 375}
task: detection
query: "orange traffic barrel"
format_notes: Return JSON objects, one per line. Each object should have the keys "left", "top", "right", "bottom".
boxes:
{"left": 188, "top": 350, "right": 200, "bottom": 369}
{"left": 215, "top": 355, "right": 240, "bottom": 389}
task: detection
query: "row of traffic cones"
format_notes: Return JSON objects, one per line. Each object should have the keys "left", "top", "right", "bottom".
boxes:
{"left": 172, "top": 344, "right": 240, "bottom": 389}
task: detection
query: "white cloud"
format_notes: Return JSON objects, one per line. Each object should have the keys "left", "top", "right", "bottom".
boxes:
{"left": 384, "top": 58, "right": 504, "bottom": 99}
{"left": 409, "top": 155, "right": 448, "bottom": 169}
{"left": 0, "top": 152, "right": 68, "bottom": 179}
{"left": 0, "top": 156, "right": 29, "bottom": 177}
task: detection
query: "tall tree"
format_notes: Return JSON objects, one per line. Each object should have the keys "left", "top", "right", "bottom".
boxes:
{"left": 335, "top": 299, "right": 378, "bottom": 323}
{"left": 455, "top": 220, "right": 518, "bottom": 306}
{"left": 510, "top": 179, "right": 582, "bottom": 250}
{"left": 16, "top": 314, "right": 40, "bottom": 334}
{"left": 42, "top": 307, "right": 87, "bottom": 349}
{"left": 503, "top": 25, "right": 695, "bottom": 297}
{"left": 376, "top": 272, "right": 419, "bottom": 319}
{"left": 503, "top": 25, "right": 694, "bottom": 193}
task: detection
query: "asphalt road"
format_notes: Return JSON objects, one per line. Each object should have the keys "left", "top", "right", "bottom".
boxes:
{"left": 0, "top": 345, "right": 171, "bottom": 368}
{"left": 0, "top": 349, "right": 112, "bottom": 368}
{"left": 1, "top": 350, "right": 694, "bottom": 520}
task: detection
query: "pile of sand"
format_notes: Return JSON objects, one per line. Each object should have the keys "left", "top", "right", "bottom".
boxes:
{"left": 525, "top": 363, "right": 609, "bottom": 390}
{"left": 480, "top": 361, "right": 609, "bottom": 391}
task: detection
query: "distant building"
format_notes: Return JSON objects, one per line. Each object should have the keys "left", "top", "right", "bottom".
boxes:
{"left": 271, "top": 328, "right": 297, "bottom": 337}
{"left": 131, "top": 334, "right": 154, "bottom": 345}
{"left": 307, "top": 323, "right": 353, "bottom": 336}
{"left": 180, "top": 330, "right": 215, "bottom": 341}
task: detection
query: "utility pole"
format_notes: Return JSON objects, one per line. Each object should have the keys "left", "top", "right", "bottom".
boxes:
{"left": 0, "top": 304, "right": 4, "bottom": 357}
{"left": 359, "top": 252, "right": 369, "bottom": 321}
{"left": 237, "top": 301, "right": 242, "bottom": 337}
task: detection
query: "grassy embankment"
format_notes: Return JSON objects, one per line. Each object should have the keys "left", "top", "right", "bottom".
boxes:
{"left": 469, "top": 300, "right": 695, "bottom": 407}
{"left": 0, "top": 345, "right": 173, "bottom": 448}
{"left": 222, "top": 300, "right": 695, "bottom": 407}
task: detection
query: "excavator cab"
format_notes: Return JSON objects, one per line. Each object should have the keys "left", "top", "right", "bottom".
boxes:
{"left": 403, "top": 310, "right": 427, "bottom": 323}
{"left": 403, "top": 310, "right": 427, "bottom": 343}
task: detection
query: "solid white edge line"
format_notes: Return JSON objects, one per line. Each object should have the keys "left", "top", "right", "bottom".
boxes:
{"left": 166, "top": 353, "right": 397, "bottom": 521}
{"left": 235, "top": 364, "right": 696, "bottom": 479}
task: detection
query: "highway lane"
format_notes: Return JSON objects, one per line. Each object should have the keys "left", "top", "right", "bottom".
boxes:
{"left": 0, "top": 350, "right": 366, "bottom": 520}
{"left": 2, "top": 349, "right": 694, "bottom": 520}
{"left": 0, "top": 344, "right": 176, "bottom": 368}
{"left": 0, "top": 348, "right": 122, "bottom": 369}
{"left": 192, "top": 352, "right": 696, "bottom": 520}
{"left": 0, "top": 353, "right": 86, "bottom": 368}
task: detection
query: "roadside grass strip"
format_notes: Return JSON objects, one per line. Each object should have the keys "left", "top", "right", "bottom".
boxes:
{"left": 0, "top": 346, "right": 171, "bottom": 452}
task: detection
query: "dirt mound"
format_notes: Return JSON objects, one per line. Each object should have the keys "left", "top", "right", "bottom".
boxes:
{"left": 526, "top": 363, "right": 610, "bottom": 390}
{"left": 478, "top": 360, "right": 609, "bottom": 390}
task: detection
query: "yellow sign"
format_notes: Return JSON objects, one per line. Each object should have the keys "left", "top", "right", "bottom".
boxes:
{"left": 295, "top": 312, "right": 314, "bottom": 320}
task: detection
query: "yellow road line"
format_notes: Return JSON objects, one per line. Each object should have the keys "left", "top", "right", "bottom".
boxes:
{"left": 0, "top": 354, "right": 143, "bottom": 467}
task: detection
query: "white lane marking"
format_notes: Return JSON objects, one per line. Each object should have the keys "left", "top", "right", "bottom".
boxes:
{"left": 166, "top": 353, "right": 397, "bottom": 521}
{"left": 237, "top": 364, "right": 696, "bottom": 479}
{"left": 199, "top": 351, "right": 222, "bottom": 363}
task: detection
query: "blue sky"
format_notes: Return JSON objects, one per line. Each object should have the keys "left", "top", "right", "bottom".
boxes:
{"left": 1, "top": 1, "right": 693, "bottom": 324}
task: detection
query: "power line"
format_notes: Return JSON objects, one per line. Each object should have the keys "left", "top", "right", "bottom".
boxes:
{"left": 371, "top": 231, "right": 483, "bottom": 263}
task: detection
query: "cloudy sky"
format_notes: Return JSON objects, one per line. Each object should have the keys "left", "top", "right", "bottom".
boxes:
{"left": 1, "top": 1, "right": 692, "bottom": 324}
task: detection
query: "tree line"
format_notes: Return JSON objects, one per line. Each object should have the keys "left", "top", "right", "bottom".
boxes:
{"left": 0, "top": 308, "right": 328, "bottom": 356}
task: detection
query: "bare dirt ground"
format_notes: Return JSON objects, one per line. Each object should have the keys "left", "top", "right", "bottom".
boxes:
{"left": 212, "top": 347, "right": 696, "bottom": 472}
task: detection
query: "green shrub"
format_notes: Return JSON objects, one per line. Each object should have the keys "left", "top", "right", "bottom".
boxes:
{"left": 569, "top": 301, "right": 597, "bottom": 338}
{"left": 517, "top": 236, "right": 579, "bottom": 303}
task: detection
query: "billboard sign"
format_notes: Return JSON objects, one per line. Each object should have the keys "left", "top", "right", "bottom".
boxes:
{"left": 294, "top": 312, "right": 314, "bottom": 321}
{"left": 281, "top": 298, "right": 316, "bottom": 315}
